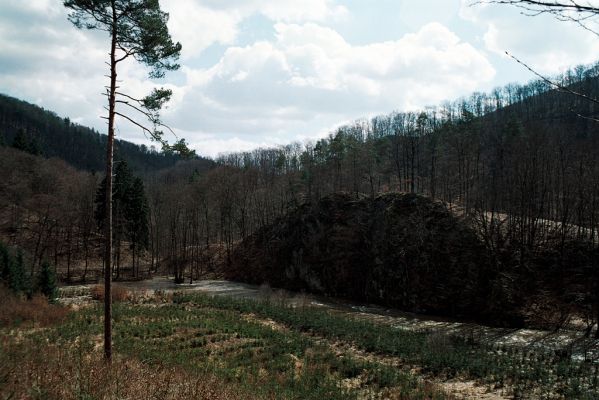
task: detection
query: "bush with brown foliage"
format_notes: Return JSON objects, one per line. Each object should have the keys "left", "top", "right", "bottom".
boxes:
{"left": 90, "top": 284, "right": 131, "bottom": 302}
{"left": 0, "top": 340, "right": 253, "bottom": 400}
{"left": 0, "top": 285, "right": 69, "bottom": 327}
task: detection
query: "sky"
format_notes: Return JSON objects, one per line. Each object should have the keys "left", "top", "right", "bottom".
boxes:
{"left": 1, "top": 0, "right": 599, "bottom": 158}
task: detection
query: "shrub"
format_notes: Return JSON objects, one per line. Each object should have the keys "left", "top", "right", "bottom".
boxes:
{"left": 90, "top": 284, "right": 130, "bottom": 302}
{"left": 0, "top": 284, "right": 69, "bottom": 327}
{"left": 38, "top": 260, "right": 58, "bottom": 301}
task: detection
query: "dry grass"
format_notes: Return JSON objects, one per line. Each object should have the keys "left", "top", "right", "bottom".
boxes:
{"left": 0, "top": 286, "right": 69, "bottom": 327}
{"left": 0, "top": 285, "right": 256, "bottom": 400}
{"left": 0, "top": 340, "right": 256, "bottom": 400}
{"left": 90, "top": 284, "right": 130, "bottom": 302}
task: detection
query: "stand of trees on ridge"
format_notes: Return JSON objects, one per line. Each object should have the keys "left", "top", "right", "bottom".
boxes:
{"left": 2, "top": 61, "right": 599, "bottom": 329}
{"left": 212, "top": 62, "right": 599, "bottom": 248}
{"left": 151, "top": 61, "right": 599, "bottom": 329}
{"left": 0, "top": 94, "right": 207, "bottom": 174}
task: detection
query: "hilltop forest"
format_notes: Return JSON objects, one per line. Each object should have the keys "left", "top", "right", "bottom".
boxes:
{"left": 0, "top": 94, "right": 193, "bottom": 174}
{"left": 2, "top": 61, "right": 599, "bottom": 330}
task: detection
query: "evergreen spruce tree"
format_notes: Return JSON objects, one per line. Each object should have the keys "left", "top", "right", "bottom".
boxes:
{"left": 11, "top": 129, "right": 43, "bottom": 156}
{"left": 28, "top": 137, "right": 43, "bottom": 156}
{"left": 126, "top": 177, "right": 149, "bottom": 277}
{"left": 96, "top": 161, "right": 150, "bottom": 278}
{"left": 95, "top": 161, "right": 133, "bottom": 232}
{"left": 7, "top": 249, "right": 27, "bottom": 294}
{"left": 113, "top": 161, "right": 133, "bottom": 278}
{"left": 0, "top": 241, "right": 10, "bottom": 282}
{"left": 12, "top": 129, "right": 30, "bottom": 153}
{"left": 94, "top": 177, "right": 108, "bottom": 231}
{"left": 114, "top": 161, "right": 134, "bottom": 205}
{"left": 38, "top": 260, "right": 58, "bottom": 301}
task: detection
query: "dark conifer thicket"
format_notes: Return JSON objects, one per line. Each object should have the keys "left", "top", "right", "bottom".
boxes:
{"left": 0, "top": 241, "right": 57, "bottom": 300}
{"left": 227, "top": 193, "right": 492, "bottom": 320}
{"left": 0, "top": 93, "right": 199, "bottom": 174}
{"left": 95, "top": 161, "right": 150, "bottom": 279}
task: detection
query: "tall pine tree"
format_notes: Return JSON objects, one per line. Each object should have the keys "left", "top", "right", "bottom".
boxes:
{"left": 64, "top": 0, "right": 188, "bottom": 360}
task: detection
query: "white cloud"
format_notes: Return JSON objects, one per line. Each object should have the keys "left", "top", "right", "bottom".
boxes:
{"left": 256, "top": 0, "right": 348, "bottom": 22}
{"left": 162, "top": 0, "right": 241, "bottom": 60}
{"left": 3, "top": 0, "right": 61, "bottom": 16}
{"left": 197, "top": 0, "right": 348, "bottom": 22}
{"left": 163, "top": 0, "right": 348, "bottom": 59}
{"left": 398, "top": 0, "right": 461, "bottom": 30}
{"left": 0, "top": 1, "right": 498, "bottom": 158}
{"left": 186, "top": 131, "right": 289, "bottom": 158}
{"left": 168, "top": 22, "right": 495, "bottom": 156}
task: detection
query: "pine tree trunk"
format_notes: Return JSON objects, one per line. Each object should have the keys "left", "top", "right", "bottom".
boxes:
{"left": 103, "top": 0, "right": 117, "bottom": 362}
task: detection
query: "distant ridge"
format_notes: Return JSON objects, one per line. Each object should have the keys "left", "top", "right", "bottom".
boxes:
{"left": 0, "top": 93, "right": 209, "bottom": 174}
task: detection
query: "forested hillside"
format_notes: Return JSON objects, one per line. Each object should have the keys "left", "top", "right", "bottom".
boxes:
{"left": 6, "top": 2, "right": 599, "bottom": 398}
{"left": 0, "top": 94, "right": 195, "bottom": 173}
{"left": 169, "top": 62, "right": 599, "bottom": 329}
{"left": 3, "top": 62, "right": 599, "bottom": 331}
{"left": 200, "top": 62, "right": 599, "bottom": 257}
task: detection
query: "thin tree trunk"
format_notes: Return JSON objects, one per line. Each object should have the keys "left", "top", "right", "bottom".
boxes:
{"left": 103, "top": 0, "right": 117, "bottom": 362}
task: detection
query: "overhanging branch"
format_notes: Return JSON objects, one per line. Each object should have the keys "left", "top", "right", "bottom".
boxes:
{"left": 505, "top": 51, "right": 599, "bottom": 106}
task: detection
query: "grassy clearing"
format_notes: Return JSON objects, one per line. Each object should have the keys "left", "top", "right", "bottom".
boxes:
{"left": 3, "top": 289, "right": 598, "bottom": 399}
{"left": 89, "top": 284, "right": 133, "bottom": 302}
{"left": 172, "top": 292, "right": 599, "bottom": 399}
{"left": 1, "top": 292, "right": 445, "bottom": 400}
